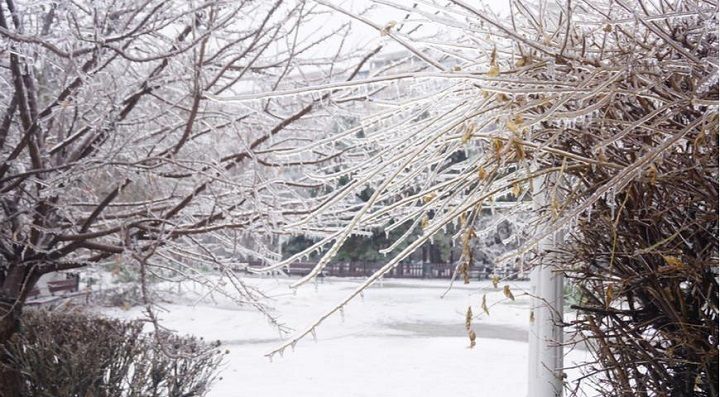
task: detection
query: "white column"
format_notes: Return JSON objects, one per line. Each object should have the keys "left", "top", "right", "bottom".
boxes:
{"left": 528, "top": 176, "right": 564, "bottom": 397}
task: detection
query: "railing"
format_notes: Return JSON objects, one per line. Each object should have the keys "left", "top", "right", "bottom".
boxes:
{"left": 248, "top": 262, "right": 494, "bottom": 279}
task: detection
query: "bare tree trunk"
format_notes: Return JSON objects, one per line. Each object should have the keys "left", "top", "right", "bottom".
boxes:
{"left": 0, "top": 307, "right": 22, "bottom": 397}
{"left": 0, "top": 266, "right": 34, "bottom": 397}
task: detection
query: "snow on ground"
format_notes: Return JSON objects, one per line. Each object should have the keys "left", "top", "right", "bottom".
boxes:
{"left": 102, "top": 277, "right": 591, "bottom": 397}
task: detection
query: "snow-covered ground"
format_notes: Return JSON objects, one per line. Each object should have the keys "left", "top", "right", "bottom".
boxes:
{"left": 103, "top": 277, "right": 591, "bottom": 397}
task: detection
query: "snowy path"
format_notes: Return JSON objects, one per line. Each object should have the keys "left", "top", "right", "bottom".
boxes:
{"left": 103, "top": 278, "right": 590, "bottom": 397}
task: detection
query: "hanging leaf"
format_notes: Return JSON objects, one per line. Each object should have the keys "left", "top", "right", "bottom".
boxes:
{"left": 646, "top": 164, "right": 658, "bottom": 185}
{"left": 605, "top": 285, "right": 614, "bottom": 307}
{"left": 491, "top": 275, "right": 500, "bottom": 289}
{"left": 512, "top": 139, "right": 526, "bottom": 160}
{"left": 465, "top": 306, "right": 473, "bottom": 330}
{"left": 477, "top": 166, "right": 488, "bottom": 180}
{"left": 503, "top": 285, "right": 515, "bottom": 301}
{"left": 423, "top": 193, "right": 436, "bottom": 203}
{"left": 481, "top": 294, "right": 490, "bottom": 315}
{"left": 507, "top": 114, "right": 524, "bottom": 134}
{"left": 491, "top": 138, "right": 504, "bottom": 157}
{"left": 512, "top": 182, "right": 523, "bottom": 197}
{"left": 460, "top": 260, "right": 470, "bottom": 284}
{"left": 487, "top": 65, "right": 500, "bottom": 77}
{"left": 662, "top": 255, "right": 683, "bottom": 268}
{"left": 461, "top": 122, "right": 476, "bottom": 144}
{"left": 516, "top": 55, "right": 530, "bottom": 67}
{"left": 468, "top": 328, "right": 477, "bottom": 348}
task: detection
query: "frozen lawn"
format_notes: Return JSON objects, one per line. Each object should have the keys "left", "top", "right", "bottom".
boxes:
{"left": 103, "top": 277, "right": 590, "bottom": 397}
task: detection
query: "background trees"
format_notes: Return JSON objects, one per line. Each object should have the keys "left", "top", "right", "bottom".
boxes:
{"left": 0, "top": 0, "right": 381, "bottom": 350}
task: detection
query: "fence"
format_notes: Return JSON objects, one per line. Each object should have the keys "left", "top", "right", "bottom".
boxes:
{"left": 248, "top": 262, "right": 494, "bottom": 279}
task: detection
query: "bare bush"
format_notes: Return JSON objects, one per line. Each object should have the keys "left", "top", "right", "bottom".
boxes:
{"left": 2, "top": 308, "right": 223, "bottom": 397}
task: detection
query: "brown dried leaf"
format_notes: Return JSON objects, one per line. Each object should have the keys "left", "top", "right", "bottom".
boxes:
{"left": 512, "top": 139, "right": 526, "bottom": 160}
{"left": 647, "top": 164, "right": 657, "bottom": 185}
{"left": 491, "top": 138, "right": 504, "bottom": 156}
{"left": 503, "top": 285, "right": 515, "bottom": 301}
{"left": 468, "top": 328, "right": 477, "bottom": 348}
{"left": 491, "top": 275, "right": 500, "bottom": 289}
{"left": 605, "top": 285, "right": 614, "bottom": 307}
{"left": 465, "top": 306, "right": 473, "bottom": 330}
{"left": 662, "top": 255, "right": 683, "bottom": 268}
{"left": 512, "top": 182, "right": 523, "bottom": 197}
{"left": 461, "top": 122, "right": 476, "bottom": 144}
{"left": 487, "top": 64, "right": 500, "bottom": 77}
{"left": 477, "top": 166, "right": 488, "bottom": 180}
{"left": 481, "top": 294, "right": 490, "bottom": 315}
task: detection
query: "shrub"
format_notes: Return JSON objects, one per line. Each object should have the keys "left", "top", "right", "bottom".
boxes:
{"left": 2, "top": 309, "right": 224, "bottom": 397}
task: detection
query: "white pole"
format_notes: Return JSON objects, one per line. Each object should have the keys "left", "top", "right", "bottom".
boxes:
{"left": 528, "top": 177, "right": 564, "bottom": 397}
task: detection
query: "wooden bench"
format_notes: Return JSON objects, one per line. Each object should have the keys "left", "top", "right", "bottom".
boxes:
{"left": 47, "top": 279, "right": 79, "bottom": 295}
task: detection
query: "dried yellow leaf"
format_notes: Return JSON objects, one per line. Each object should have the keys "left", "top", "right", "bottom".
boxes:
{"left": 468, "top": 328, "right": 477, "bottom": 348}
{"left": 503, "top": 285, "right": 515, "bottom": 301}
{"left": 647, "top": 164, "right": 657, "bottom": 185}
{"left": 461, "top": 122, "right": 476, "bottom": 144}
{"left": 465, "top": 306, "right": 473, "bottom": 329}
{"left": 512, "top": 182, "right": 523, "bottom": 197}
{"left": 423, "top": 193, "right": 436, "bottom": 203}
{"left": 662, "top": 255, "right": 683, "bottom": 268}
{"left": 491, "top": 138, "right": 504, "bottom": 156}
{"left": 512, "top": 139, "right": 526, "bottom": 160}
{"left": 604, "top": 286, "right": 614, "bottom": 307}
{"left": 421, "top": 215, "right": 429, "bottom": 230}
{"left": 461, "top": 259, "right": 471, "bottom": 284}
{"left": 465, "top": 228, "right": 476, "bottom": 240}
{"left": 491, "top": 275, "right": 500, "bottom": 289}
{"left": 478, "top": 166, "right": 488, "bottom": 180}
{"left": 487, "top": 64, "right": 500, "bottom": 77}
{"left": 481, "top": 294, "right": 490, "bottom": 315}
{"left": 496, "top": 93, "right": 510, "bottom": 102}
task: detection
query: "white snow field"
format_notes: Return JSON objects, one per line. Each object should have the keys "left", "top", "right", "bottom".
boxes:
{"left": 103, "top": 277, "right": 591, "bottom": 397}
